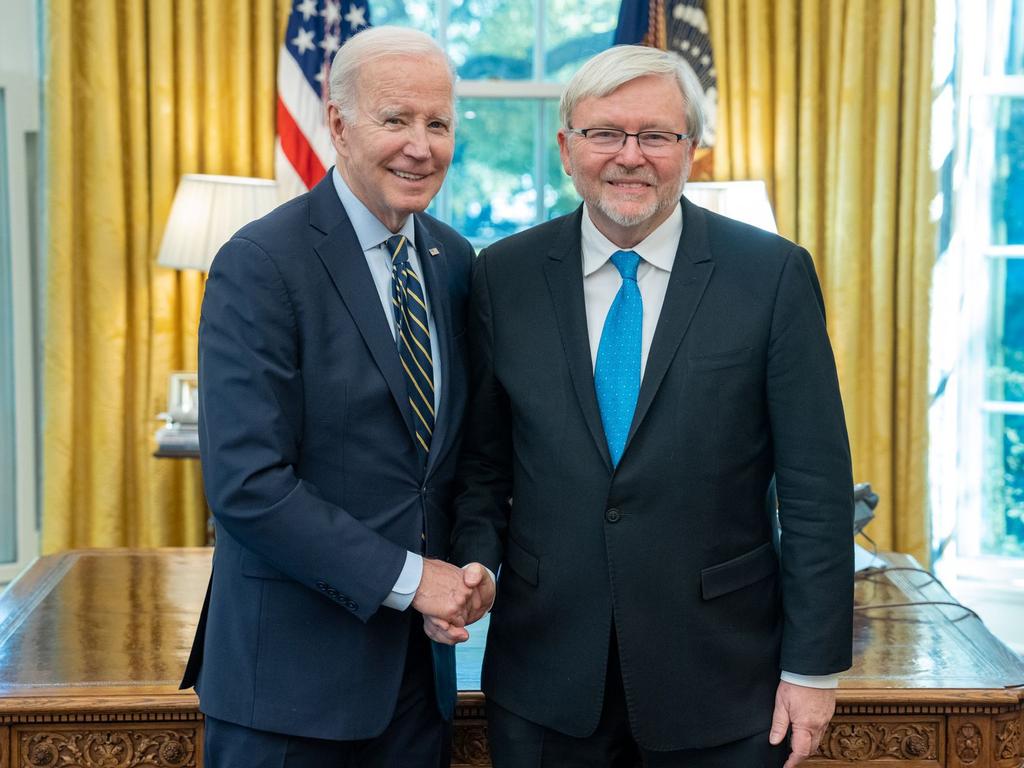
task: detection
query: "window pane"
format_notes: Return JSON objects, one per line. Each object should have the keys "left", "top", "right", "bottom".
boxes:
{"left": 455, "top": 613, "right": 487, "bottom": 689}
{"left": 543, "top": 99, "right": 579, "bottom": 219}
{"left": 986, "top": 257, "right": 1024, "bottom": 401}
{"left": 0, "top": 89, "right": 16, "bottom": 564}
{"left": 983, "top": 411, "right": 1024, "bottom": 557}
{"left": 448, "top": 0, "right": 535, "bottom": 79}
{"left": 990, "top": 97, "right": 1024, "bottom": 245}
{"left": 367, "top": 0, "right": 435, "bottom": 35}
{"left": 544, "top": 0, "right": 617, "bottom": 82}
{"left": 985, "top": 0, "right": 1024, "bottom": 75}
{"left": 444, "top": 98, "right": 541, "bottom": 243}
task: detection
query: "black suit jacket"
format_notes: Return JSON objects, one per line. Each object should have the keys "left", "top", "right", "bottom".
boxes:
{"left": 181, "top": 173, "right": 474, "bottom": 740}
{"left": 452, "top": 198, "right": 853, "bottom": 750}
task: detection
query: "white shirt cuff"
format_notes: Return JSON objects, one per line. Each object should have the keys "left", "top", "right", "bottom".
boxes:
{"left": 780, "top": 671, "right": 840, "bottom": 689}
{"left": 382, "top": 551, "right": 423, "bottom": 611}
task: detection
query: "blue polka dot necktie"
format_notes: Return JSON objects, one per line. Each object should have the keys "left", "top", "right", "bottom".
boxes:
{"left": 388, "top": 235, "right": 434, "bottom": 464}
{"left": 594, "top": 250, "right": 643, "bottom": 468}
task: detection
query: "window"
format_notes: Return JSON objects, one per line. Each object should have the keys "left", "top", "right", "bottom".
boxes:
{"left": 0, "top": 4, "right": 42, "bottom": 585}
{"left": 930, "top": 0, "right": 1024, "bottom": 649}
{"left": 369, "top": 0, "right": 619, "bottom": 245}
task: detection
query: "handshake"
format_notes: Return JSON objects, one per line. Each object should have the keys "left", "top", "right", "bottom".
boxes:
{"left": 412, "top": 559, "right": 495, "bottom": 645}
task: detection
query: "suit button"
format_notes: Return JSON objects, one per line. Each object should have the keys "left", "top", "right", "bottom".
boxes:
{"left": 605, "top": 508, "right": 621, "bottom": 523}
{"left": 346, "top": 599, "right": 359, "bottom": 611}
{"left": 316, "top": 581, "right": 329, "bottom": 592}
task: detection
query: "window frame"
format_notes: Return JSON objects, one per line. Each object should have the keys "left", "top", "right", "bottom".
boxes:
{"left": 400, "top": 0, "right": 615, "bottom": 245}
{"left": 0, "top": 70, "right": 41, "bottom": 584}
{"left": 932, "top": 0, "right": 1024, "bottom": 592}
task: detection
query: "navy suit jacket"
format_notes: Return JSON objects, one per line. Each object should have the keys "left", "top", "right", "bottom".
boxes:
{"left": 181, "top": 173, "right": 474, "bottom": 740}
{"left": 452, "top": 198, "right": 854, "bottom": 750}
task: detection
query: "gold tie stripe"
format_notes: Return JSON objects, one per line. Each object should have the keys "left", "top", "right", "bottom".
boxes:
{"left": 388, "top": 236, "right": 434, "bottom": 461}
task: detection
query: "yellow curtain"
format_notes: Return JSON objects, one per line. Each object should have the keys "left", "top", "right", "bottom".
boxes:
{"left": 708, "top": 0, "right": 935, "bottom": 564}
{"left": 43, "top": 0, "right": 289, "bottom": 551}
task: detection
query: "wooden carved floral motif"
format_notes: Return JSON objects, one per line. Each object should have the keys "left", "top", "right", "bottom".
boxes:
{"left": 955, "top": 722, "right": 982, "bottom": 764}
{"left": 20, "top": 729, "right": 196, "bottom": 768}
{"left": 819, "top": 722, "right": 937, "bottom": 761}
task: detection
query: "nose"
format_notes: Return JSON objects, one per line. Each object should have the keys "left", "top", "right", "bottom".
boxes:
{"left": 403, "top": 123, "right": 431, "bottom": 160}
{"left": 615, "top": 134, "right": 647, "bottom": 166}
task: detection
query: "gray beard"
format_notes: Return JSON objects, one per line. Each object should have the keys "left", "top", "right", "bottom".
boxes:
{"left": 579, "top": 173, "right": 688, "bottom": 229}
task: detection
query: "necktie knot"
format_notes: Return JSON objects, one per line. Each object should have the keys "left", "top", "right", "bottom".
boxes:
{"left": 387, "top": 235, "right": 410, "bottom": 270}
{"left": 611, "top": 250, "right": 641, "bottom": 282}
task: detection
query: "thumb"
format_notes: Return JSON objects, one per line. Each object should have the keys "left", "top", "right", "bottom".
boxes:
{"left": 769, "top": 699, "right": 791, "bottom": 745}
{"left": 463, "top": 563, "right": 484, "bottom": 587}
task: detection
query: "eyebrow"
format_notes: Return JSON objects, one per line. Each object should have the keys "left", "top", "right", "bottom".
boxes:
{"left": 375, "top": 105, "right": 453, "bottom": 124}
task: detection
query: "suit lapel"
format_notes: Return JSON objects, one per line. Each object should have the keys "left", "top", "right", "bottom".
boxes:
{"left": 308, "top": 176, "right": 417, "bottom": 443}
{"left": 414, "top": 217, "right": 454, "bottom": 477}
{"left": 543, "top": 208, "right": 613, "bottom": 470}
{"left": 626, "top": 197, "right": 714, "bottom": 448}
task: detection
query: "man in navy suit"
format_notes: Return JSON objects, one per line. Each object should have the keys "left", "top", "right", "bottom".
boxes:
{"left": 450, "top": 45, "right": 853, "bottom": 768}
{"left": 181, "top": 26, "right": 492, "bottom": 767}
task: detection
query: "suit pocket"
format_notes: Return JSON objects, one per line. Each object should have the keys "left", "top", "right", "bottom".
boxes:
{"left": 504, "top": 536, "right": 539, "bottom": 586}
{"left": 688, "top": 346, "right": 753, "bottom": 371}
{"left": 700, "top": 541, "right": 777, "bottom": 600}
{"left": 240, "top": 550, "right": 291, "bottom": 581}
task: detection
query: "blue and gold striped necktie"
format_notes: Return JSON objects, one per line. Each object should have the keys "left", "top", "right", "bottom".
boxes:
{"left": 388, "top": 235, "right": 434, "bottom": 464}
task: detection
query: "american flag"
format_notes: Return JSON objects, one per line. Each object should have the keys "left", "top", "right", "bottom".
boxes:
{"left": 276, "top": 0, "right": 371, "bottom": 199}
{"left": 614, "top": 0, "right": 717, "bottom": 157}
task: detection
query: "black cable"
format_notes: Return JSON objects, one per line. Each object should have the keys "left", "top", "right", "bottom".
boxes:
{"left": 853, "top": 560, "right": 981, "bottom": 622}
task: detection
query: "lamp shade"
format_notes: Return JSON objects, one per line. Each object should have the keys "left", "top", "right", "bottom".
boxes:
{"left": 684, "top": 180, "right": 778, "bottom": 234}
{"left": 156, "top": 174, "right": 280, "bottom": 272}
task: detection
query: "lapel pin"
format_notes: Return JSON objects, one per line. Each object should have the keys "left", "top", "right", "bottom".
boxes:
{"left": 428, "top": 247, "right": 440, "bottom": 256}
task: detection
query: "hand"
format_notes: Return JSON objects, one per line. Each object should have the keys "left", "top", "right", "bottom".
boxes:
{"left": 769, "top": 681, "right": 836, "bottom": 768}
{"left": 422, "top": 613, "right": 470, "bottom": 645}
{"left": 411, "top": 558, "right": 475, "bottom": 627}
{"left": 462, "top": 562, "right": 495, "bottom": 626}
{"left": 420, "top": 563, "right": 496, "bottom": 645}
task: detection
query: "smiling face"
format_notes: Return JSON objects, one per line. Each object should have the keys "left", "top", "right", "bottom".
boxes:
{"left": 329, "top": 53, "right": 454, "bottom": 232}
{"left": 558, "top": 74, "right": 697, "bottom": 248}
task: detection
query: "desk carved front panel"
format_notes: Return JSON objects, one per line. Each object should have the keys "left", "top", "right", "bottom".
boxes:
{"left": 9, "top": 721, "right": 200, "bottom": 768}
{"left": 819, "top": 715, "right": 943, "bottom": 763}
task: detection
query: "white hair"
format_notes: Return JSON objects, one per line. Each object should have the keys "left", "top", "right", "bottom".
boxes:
{"left": 328, "top": 26, "right": 455, "bottom": 121}
{"left": 560, "top": 45, "right": 706, "bottom": 146}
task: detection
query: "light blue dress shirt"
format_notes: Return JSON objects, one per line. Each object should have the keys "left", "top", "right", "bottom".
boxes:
{"left": 331, "top": 168, "right": 435, "bottom": 611}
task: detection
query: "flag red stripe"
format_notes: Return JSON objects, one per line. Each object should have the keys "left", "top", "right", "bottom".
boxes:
{"left": 277, "top": 95, "right": 327, "bottom": 190}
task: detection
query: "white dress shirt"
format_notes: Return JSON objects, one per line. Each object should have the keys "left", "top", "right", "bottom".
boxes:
{"left": 331, "top": 169, "right": 432, "bottom": 611}
{"left": 578, "top": 203, "right": 837, "bottom": 690}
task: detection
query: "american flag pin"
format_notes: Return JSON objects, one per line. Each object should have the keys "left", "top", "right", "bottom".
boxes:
{"left": 428, "top": 247, "right": 440, "bottom": 256}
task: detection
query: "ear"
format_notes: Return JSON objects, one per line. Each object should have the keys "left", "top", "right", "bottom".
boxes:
{"left": 557, "top": 129, "right": 572, "bottom": 176}
{"left": 328, "top": 102, "right": 349, "bottom": 158}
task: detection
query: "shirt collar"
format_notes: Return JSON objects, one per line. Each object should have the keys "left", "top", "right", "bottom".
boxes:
{"left": 580, "top": 202, "right": 683, "bottom": 277}
{"left": 332, "top": 166, "right": 417, "bottom": 252}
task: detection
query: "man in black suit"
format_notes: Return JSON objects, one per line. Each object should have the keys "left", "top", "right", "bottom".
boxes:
{"left": 449, "top": 45, "right": 854, "bottom": 767}
{"left": 181, "top": 26, "right": 492, "bottom": 767}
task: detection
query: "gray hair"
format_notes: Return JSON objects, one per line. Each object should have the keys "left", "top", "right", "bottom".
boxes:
{"left": 560, "top": 45, "right": 706, "bottom": 146}
{"left": 328, "top": 26, "right": 455, "bottom": 121}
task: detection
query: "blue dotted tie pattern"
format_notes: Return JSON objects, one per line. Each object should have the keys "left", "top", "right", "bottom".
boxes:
{"left": 388, "top": 235, "right": 434, "bottom": 465}
{"left": 594, "top": 250, "right": 643, "bottom": 467}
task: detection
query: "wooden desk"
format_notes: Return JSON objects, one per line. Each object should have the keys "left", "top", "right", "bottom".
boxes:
{"left": 0, "top": 550, "right": 1021, "bottom": 768}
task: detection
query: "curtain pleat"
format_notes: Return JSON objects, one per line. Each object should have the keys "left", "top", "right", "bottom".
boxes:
{"left": 708, "top": 0, "right": 936, "bottom": 564}
{"left": 44, "top": 0, "right": 283, "bottom": 551}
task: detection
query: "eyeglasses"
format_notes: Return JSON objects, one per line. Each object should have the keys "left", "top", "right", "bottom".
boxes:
{"left": 567, "top": 128, "right": 691, "bottom": 156}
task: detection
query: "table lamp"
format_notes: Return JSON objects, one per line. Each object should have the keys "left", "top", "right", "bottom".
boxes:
{"left": 684, "top": 180, "right": 778, "bottom": 233}
{"left": 154, "top": 175, "right": 279, "bottom": 455}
